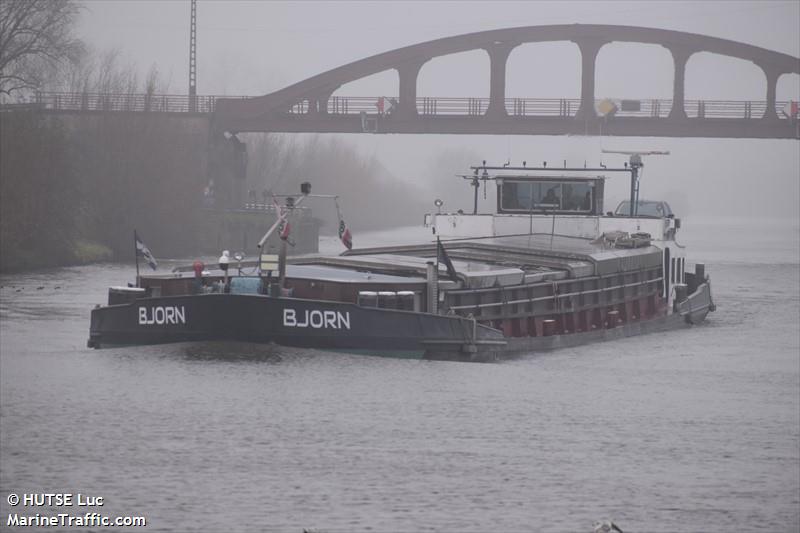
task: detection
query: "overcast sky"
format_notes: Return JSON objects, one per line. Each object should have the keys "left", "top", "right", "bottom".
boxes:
{"left": 75, "top": 1, "right": 799, "bottom": 220}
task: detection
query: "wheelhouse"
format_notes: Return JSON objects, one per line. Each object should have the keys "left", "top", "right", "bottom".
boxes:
{"left": 497, "top": 176, "right": 605, "bottom": 216}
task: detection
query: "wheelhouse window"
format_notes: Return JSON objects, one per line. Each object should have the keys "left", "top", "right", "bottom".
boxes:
{"left": 500, "top": 180, "right": 595, "bottom": 213}
{"left": 614, "top": 200, "right": 673, "bottom": 218}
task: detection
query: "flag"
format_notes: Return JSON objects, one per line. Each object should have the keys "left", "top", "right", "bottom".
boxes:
{"left": 272, "top": 196, "right": 292, "bottom": 242}
{"left": 339, "top": 219, "right": 352, "bottom": 250}
{"left": 134, "top": 231, "right": 158, "bottom": 270}
{"left": 279, "top": 220, "right": 291, "bottom": 241}
{"left": 437, "top": 237, "right": 459, "bottom": 282}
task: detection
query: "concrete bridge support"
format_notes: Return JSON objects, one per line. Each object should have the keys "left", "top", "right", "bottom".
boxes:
{"left": 574, "top": 38, "right": 608, "bottom": 120}
{"left": 668, "top": 46, "right": 695, "bottom": 119}
{"left": 396, "top": 60, "right": 426, "bottom": 118}
{"left": 307, "top": 87, "right": 337, "bottom": 116}
{"left": 207, "top": 133, "right": 248, "bottom": 209}
{"left": 761, "top": 65, "right": 782, "bottom": 120}
{"left": 485, "top": 43, "right": 515, "bottom": 118}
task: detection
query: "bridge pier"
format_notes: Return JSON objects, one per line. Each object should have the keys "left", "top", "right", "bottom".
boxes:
{"left": 485, "top": 43, "right": 515, "bottom": 118}
{"left": 668, "top": 46, "right": 695, "bottom": 119}
{"left": 396, "top": 60, "right": 427, "bottom": 118}
{"left": 207, "top": 133, "right": 248, "bottom": 209}
{"left": 573, "top": 38, "right": 608, "bottom": 121}
{"left": 761, "top": 65, "right": 782, "bottom": 120}
{"left": 307, "top": 87, "right": 337, "bottom": 116}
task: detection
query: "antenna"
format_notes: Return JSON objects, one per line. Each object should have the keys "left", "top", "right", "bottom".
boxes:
{"left": 188, "top": 0, "right": 197, "bottom": 111}
{"left": 601, "top": 150, "right": 670, "bottom": 217}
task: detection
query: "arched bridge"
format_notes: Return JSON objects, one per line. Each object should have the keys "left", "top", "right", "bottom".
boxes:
{"left": 214, "top": 24, "right": 800, "bottom": 139}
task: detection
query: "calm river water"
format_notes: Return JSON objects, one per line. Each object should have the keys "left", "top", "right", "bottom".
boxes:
{"left": 1, "top": 219, "right": 798, "bottom": 532}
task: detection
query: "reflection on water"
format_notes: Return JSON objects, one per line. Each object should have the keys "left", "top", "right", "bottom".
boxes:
{"left": 1, "top": 220, "right": 798, "bottom": 532}
{"left": 178, "top": 341, "right": 287, "bottom": 363}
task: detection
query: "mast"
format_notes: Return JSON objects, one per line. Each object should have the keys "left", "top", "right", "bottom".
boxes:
{"left": 601, "top": 150, "right": 670, "bottom": 217}
{"left": 188, "top": 0, "right": 197, "bottom": 112}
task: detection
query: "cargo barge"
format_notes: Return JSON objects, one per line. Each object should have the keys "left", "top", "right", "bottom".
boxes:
{"left": 88, "top": 154, "right": 714, "bottom": 361}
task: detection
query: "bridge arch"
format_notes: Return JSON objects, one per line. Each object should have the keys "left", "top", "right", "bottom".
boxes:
{"left": 506, "top": 42, "right": 581, "bottom": 114}
{"left": 214, "top": 24, "right": 799, "bottom": 138}
{"left": 417, "top": 50, "right": 489, "bottom": 114}
{"left": 686, "top": 52, "right": 767, "bottom": 117}
{"left": 596, "top": 42, "right": 674, "bottom": 114}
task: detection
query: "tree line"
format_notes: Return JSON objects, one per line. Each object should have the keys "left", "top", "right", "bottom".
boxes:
{"left": 244, "top": 134, "right": 431, "bottom": 234}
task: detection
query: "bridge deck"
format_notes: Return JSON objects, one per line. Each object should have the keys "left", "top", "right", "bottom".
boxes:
{"left": 6, "top": 92, "right": 797, "bottom": 139}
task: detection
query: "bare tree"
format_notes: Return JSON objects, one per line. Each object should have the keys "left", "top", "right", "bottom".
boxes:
{"left": 95, "top": 48, "right": 129, "bottom": 93}
{"left": 144, "top": 64, "right": 160, "bottom": 96}
{"left": 53, "top": 45, "right": 93, "bottom": 93}
{"left": 49, "top": 45, "right": 171, "bottom": 97}
{"left": 0, "top": 0, "right": 82, "bottom": 99}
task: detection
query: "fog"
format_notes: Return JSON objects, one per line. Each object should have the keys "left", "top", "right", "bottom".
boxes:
{"left": 75, "top": 1, "right": 800, "bottom": 221}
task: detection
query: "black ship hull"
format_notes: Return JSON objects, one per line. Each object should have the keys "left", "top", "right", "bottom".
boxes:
{"left": 88, "top": 282, "right": 712, "bottom": 362}
{"left": 88, "top": 293, "right": 506, "bottom": 358}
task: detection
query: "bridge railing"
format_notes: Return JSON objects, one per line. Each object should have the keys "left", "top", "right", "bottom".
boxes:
{"left": 315, "top": 96, "right": 793, "bottom": 120}
{"left": 506, "top": 98, "right": 579, "bottom": 117}
{"left": 29, "top": 92, "right": 224, "bottom": 113}
{"left": 10, "top": 92, "right": 796, "bottom": 121}
{"left": 684, "top": 99, "right": 770, "bottom": 119}
{"left": 504, "top": 98, "right": 675, "bottom": 118}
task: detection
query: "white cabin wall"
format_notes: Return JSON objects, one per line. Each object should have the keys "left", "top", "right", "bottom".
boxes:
{"left": 493, "top": 215, "right": 600, "bottom": 238}
{"left": 434, "top": 214, "right": 494, "bottom": 238}
{"left": 435, "top": 213, "right": 672, "bottom": 242}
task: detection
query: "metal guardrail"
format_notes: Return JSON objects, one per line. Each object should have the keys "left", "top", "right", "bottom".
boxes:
{"left": 5, "top": 92, "right": 795, "bottom": 121}
{"left": 24, "top": 92, "right": 228, "bottom": 113}
{"left": 306, "top": 96, "right": 794, "bottom": 120}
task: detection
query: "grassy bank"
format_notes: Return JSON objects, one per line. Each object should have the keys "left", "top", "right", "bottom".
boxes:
{"left": 0, "top": 239, "right": 114, "bottom": 273}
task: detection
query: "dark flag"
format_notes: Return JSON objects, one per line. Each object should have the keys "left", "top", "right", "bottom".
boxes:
{"left": 437, "top": 237, "right": 459, "bottom": 282}
{"left": 279, "top": 219, "right": 291, "bottom": 241}
{"left": 134, "top": 231, "right": 158, "bottom": 270}
{"left": 339, "top": 219, "right": 353, "bottom": 250}
{"left": 271, "top": 197, "right": 292, "bottom": 242}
